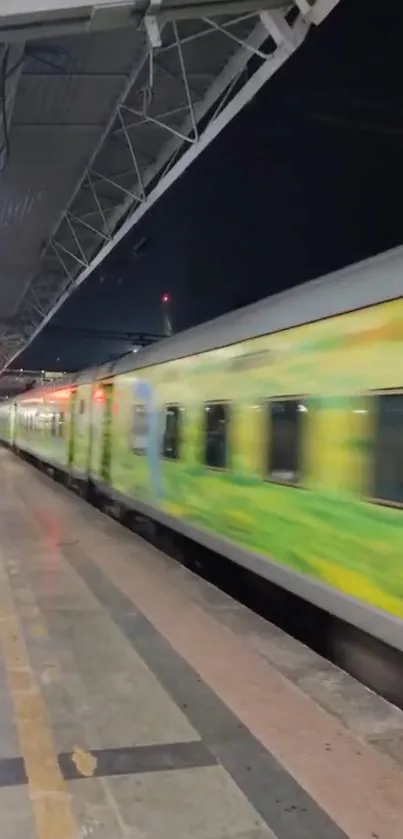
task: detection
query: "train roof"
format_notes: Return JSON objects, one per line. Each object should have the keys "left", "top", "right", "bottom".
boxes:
{"left": 14, "top": 242, "right": 403, "bottom": 395}
{"left": 109, "top": 242, "right": 403, "bottom": 378}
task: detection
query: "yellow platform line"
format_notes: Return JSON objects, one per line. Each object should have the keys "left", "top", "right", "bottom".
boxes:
{"left": 0, "top": 556, "right": 78, "bottom": 839}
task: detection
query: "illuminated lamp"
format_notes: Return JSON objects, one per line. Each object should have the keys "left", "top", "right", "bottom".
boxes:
{"left": 53, "top": 388, "right": 71, "bottom": 401}
{"left": 93, "top": 386, "right": 106, "bottom": 404}
{"left": 161, "top": 292, "right": 173, "bottom": 337}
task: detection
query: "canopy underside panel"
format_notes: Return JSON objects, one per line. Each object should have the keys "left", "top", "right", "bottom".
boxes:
{"left": 0, "top": 0, "right": 341, "bottom": 371}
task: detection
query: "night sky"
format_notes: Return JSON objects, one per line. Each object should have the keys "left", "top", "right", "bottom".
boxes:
{"left": 17, "top": 0, "right": 403, "bottom": 372}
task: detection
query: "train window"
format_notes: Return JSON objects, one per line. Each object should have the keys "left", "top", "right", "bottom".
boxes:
{"left": 131, "top": 404, "right": 149, "bottom": 455}
{"left": 51, "top": 413, "right": 57, "bottom": 437}
{"left": 267, "top": 399, "right": 304, "bottom": 483}
{"left": 162, "top": 405, "right": 181, "bottom": 460}
{"left": 203, "top": 402, "right": 229, "bottom": 469}
{"left": 373, "top": 393, "right": 403, "bottom": 504}
{"left": 58, "top": 412, "right": 65, "bottom": 438}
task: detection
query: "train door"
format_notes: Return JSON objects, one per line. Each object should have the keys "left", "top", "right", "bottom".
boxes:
{"left": 130, "top": 379, "right": 162, "bottom": 502}
{"left": 89, "top": 384, "right": 105, "bottom": 481}
{"left": 88, "top": 382, "right": 114, "bottom": 484}
{"left": 10, "top": 403, "right": 17, "bottom": 446}
{"left": 87, "top": 396, "right": 95, "bottom": 478}
{"left": 68, "top": 389, "right": 77, "bottom": 467}
{"left": 100, "top": 383, "right": 113, "bottom": 483}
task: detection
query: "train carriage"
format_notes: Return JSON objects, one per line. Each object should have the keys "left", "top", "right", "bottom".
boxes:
{"left": 2, "top": 243, "right": 403, "bottom": 655}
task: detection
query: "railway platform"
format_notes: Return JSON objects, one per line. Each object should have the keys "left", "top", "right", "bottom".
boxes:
{"left": 1, "top": 448, "right": 403, "bottom": 839}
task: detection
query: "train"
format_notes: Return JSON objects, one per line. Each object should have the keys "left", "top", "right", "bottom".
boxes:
{"left": 1, "top": 243, "right": 403, "bottom": 661}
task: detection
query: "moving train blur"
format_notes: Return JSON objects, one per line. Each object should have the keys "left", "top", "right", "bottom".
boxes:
{"left": 1, "top": 244, "right": 403, "bottom": 700}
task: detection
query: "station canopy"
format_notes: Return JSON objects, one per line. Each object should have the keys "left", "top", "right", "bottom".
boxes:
{"left": 0, "top": 0, "right": 339, "bottom": 371}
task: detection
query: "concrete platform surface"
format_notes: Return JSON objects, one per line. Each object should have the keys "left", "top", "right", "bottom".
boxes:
{"left": 0, "top": 447, "right": 403, "bottom": 839}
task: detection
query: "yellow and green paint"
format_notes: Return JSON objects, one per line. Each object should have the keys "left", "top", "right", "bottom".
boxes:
{"left": 7, "top": 296, "right": 403, "bottom": 620}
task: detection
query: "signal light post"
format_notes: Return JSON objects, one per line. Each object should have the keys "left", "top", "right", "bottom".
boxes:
{"left": 162, "top": 293, "right": 173, "bottom": 337}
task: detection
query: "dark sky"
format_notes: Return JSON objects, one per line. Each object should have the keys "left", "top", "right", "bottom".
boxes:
{"left": 17, "top": 0, "right": 403, "bottom": 371}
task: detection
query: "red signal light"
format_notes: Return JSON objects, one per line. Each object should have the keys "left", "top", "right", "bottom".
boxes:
{"left": 162, "top": 293, "right": 170, "bottom": 303}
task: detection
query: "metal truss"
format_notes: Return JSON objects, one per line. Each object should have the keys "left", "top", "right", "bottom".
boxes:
{"left": 0, "top": 0, "right": 342, "bottom": 372}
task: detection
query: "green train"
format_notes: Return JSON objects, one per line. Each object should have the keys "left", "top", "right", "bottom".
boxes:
{"left": 1, "top": 244, "right": 403, "bottom": 662}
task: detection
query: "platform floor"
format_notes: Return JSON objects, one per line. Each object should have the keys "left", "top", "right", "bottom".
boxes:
{"left": 1, "top": 450, "right": 403, "bottom": 839}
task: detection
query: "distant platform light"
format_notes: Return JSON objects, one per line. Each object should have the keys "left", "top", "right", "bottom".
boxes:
{"left": 162, "top": 293, "right": 170, "bottom": 303}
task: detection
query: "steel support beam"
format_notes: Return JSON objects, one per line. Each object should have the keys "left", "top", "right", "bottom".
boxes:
{"left": 0, "top": 0, "right": 132, "bottom": 12}
{"left": 295, "top": 0, "right": 341, "bottom": 24}
{"left": 0, "top": 43, "right": 25, "bottom": 171}
{"left": 104, "top": 16, "right": 279, "bottom": 237}
{"left": 145, "top": 0, "right": 163, "bottom": 48}
{"left": 0, "top": 0, "right": 289, "bottom": 42}
{"left": 0, "top": 0, "right": 342, "bottom": 372}
{"left": 260, "top": 9, "right": 299, "bottom": 49}
{"left": 0, "top": 1, "right": 142, "bottom": 42}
